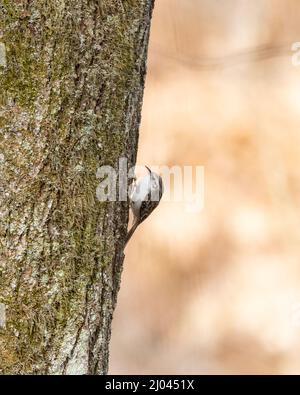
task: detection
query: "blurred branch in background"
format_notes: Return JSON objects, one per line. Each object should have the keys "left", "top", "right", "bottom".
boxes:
{"left": 152, "top": 43, "right": 291, "bottom": 70}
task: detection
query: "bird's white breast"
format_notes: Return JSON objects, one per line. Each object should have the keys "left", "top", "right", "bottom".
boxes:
{"left": 130, "top": 174, "right": 151, "bottom": 217}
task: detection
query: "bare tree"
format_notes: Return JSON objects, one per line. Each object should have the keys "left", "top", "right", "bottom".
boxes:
{"left": 0, "top": 0, "right": 154, "bottom": 374}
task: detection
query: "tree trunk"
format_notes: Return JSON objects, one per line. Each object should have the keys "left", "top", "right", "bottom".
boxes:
{"left": 0, "top": 0, "right": 154, "bottom": 374}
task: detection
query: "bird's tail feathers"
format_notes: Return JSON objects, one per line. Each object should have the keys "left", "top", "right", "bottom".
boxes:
{"left": 124, "top": 221, "right": 139, "bottom": 247}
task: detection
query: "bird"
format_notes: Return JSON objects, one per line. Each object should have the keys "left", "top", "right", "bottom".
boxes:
{"left": 125, "top": 166, "right": 164, "bottom": 246}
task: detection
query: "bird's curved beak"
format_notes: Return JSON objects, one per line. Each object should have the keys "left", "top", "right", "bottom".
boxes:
{"left": 145, "top": 165, "right": 151, "bottom": 174}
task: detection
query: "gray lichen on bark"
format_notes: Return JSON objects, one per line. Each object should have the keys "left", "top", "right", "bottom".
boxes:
{"left": 0, "top": 0, "right": 154, "bottom": 374}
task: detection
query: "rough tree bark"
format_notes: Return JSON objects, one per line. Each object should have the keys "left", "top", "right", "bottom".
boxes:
{"left": 0, "top": 0, "right": 154, "bottom": 374}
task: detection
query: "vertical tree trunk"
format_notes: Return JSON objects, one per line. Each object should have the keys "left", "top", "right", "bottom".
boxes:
{"left": 0, "top": 0, "right": 154, "bottom": 374}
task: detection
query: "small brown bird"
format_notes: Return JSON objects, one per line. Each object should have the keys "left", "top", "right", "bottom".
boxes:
{"left": 125, "top": 166, "right": 163, "bottom": 246}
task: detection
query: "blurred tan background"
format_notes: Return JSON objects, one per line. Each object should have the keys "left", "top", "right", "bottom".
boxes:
{"left": 110, "top": 0, "right": 300, "bottom": 374}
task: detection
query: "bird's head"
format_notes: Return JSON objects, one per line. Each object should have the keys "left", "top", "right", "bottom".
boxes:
{"left": 145, "top": 165, "right": 164, "bottom": 200}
